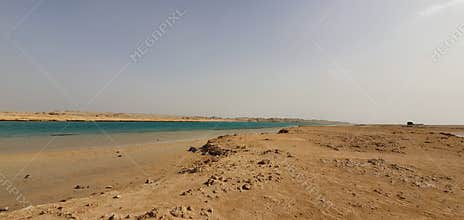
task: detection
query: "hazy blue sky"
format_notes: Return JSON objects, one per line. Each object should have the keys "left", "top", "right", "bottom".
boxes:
{"left": 1, "top": 0, "right": 463, "bottom": 124}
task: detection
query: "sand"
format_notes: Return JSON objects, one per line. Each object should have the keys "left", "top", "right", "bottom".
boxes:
{"left": 1, "top": 125, "right": 464, "bottom": 219}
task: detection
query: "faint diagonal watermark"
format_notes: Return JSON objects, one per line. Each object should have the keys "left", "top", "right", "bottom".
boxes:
{"left": 0, "top": 172, "right": 32, "bottom": 208}
{"left": 130, "top": 9, "right": 186, "bottom": 63}
{"left": 432, "top": 24, "right": 464, "bottom": 62}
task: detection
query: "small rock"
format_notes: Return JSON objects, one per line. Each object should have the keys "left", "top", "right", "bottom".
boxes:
{"left": 24, "top": 174, "right": 30, "bottom": 179}
{"left": 145, "top": 179, "right": 154, "bottom": 184}
{"left": 170, "top": 206, "right": 187, "bottom": 218}
{"left": 257, "top": 159, "right": 271, "bottom": 165}
{"left": 108, "top": 213, "right": 122, "bottom": 220}
{"left": 74, "top": 185, "right": 85, "bottom": 190}
{"left": 113, "top": 195, "right": 121, "bottom": 199}
{"left": 105, "top": 186, "right": 113, "bottom": 189}
{"left": 242, "top": 183, "right": 252, "bottom": 190}
{"left": 278, "top": 129, "right": 289, "bottom": 134}
{"left": 0, "top": 207, "right": 9, "bottom": 212}
{"left": 187, "top": 146, "right": 198, "bottom": 153}
{"left": 136, "top": 208, "right": 158, "bottom": 219}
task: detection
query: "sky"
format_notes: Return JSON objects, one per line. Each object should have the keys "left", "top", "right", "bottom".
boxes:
{"left": 0, "top": 0, "right": 463, "bottom": 124}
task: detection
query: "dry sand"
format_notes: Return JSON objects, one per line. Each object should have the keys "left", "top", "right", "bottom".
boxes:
{"left": 0, "top": 111, "right": 230, "bottom": 122}
{"left": 1, "top": 125, "right": 464, "bottom": 219}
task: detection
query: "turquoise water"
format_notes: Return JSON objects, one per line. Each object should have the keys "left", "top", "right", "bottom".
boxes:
{"left": 0, "top": 121, "right": 312, "bottom": 138}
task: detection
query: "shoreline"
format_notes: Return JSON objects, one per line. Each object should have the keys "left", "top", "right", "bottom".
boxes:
{"left": 0, "top": 111, "right": 346, "bottom": 124}
{"left": 0, "top": 127, "right": 284, "bottom": 154}
{"left": 2, "top": 125, "right": 463, "bottom": 219}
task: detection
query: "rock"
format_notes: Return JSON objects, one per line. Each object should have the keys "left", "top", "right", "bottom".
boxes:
{"left": 199, "top": 142, "right": 230, "bottom": 156}
{"left": 108, "top": 213, "right": 122, "bottom": 220}
{"left": 407, "top": 121, "right": 414, "bottom": 126}
{"left": 170, "top": 206, "right": 187, "bottom": 218}
{"left": 242, "top": 183, "right": 252, "bottom": 190}
{"left": 257, "top": 159, "right": 271, "bottom": 165}
{"left": 367, "top": 158, "right": 385, "bottom": 166}
{"left": 178, "top": 167, "right": 201, "bottom": 174}
{"left": 113, "top": 195, "right": 121, "bottom": 199}
{"left": 0, "top": 207, "right": 9, "bottom": 212}
{"left": 145, "top": 179, "right": 154, "bottom": 184}
{"left": 74, "top": 185, "right": 85, "bottom": 190}
{"left": 278, "top": 129, "right": 289, "bottom": 134}
{"left": 204, "top": 178, "right": 215, "bottom": 186}
{"left": 440, "top": 132, "right": 456, "bottom": 137}
{"left": 24, "top": 174, "right": 30, "bottom": 179}
{"left": 136, "top": 208, "right": 159, "bottom": 219}
{"left": 105, "top": 186, "right": 113, "bottom": 189}
{"left": 187, "top": 146, "right": 198, "bottom": 153}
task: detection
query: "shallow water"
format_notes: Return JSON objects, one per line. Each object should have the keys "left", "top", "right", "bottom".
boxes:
{"left": 0, "top": 127, "right": 282, "bottom": 153}
{"left": 0, "top": 121, "right": 309, "bottom": 138}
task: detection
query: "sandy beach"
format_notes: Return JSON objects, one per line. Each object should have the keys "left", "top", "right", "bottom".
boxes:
{"left": 1, "top": 125, "right": 463, "bottom": 219}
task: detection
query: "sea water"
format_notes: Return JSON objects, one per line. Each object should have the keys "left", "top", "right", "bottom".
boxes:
{"left": 0, "top": 121, "right": 315, "bottom": 138}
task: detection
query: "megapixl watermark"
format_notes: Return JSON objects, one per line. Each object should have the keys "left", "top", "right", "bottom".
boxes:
{"left": 130, "top": 9, "right": 186, "bottom": 63}
{"left": 0, "top": 173, "right": 31, "bottom": 208}
{"left": 432, "top": 24, "right": 464, "bottom": 62}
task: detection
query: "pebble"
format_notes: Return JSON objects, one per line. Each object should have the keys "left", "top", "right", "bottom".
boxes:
{"left": 242, "top": 183, "right": 252, "bottom": 190}
{"left": 0, "top": 207, "right": 9, "bottom": 212}
{"left": 257, "top": 159, "right": 271, "bottom": 165}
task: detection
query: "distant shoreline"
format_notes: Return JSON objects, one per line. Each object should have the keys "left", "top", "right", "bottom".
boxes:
{"left": 0, "top": 111, "right": 348, "bottom": 124}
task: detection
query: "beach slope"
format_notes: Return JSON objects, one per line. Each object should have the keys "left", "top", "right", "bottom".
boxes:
{"left": 1, "top": 125, "right": 463, "bottom": 219}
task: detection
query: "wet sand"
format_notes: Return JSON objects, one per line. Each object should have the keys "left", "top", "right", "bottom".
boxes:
{"left": 0, "top": 128, "right": 281, "bottom": 211}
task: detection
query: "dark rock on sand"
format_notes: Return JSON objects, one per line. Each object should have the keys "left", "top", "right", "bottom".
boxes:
{"left": 187, "top": 146, "right": 198, "bottom": 153}
{"left": 200, "top": 142, "right": 230, "bottom": 156}
{"left": 258, "top": 159, "right": 271, "bottom": 165}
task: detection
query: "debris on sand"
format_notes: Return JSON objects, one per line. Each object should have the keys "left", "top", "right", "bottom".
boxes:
{"left": 199, "top": 142, "right": 231, "bottom": 156}
{"left": 136, "top": 208, "right": 159, "bottom": 219}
